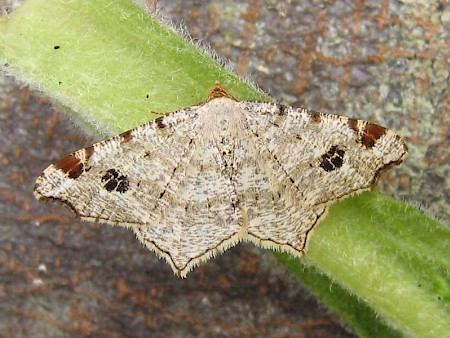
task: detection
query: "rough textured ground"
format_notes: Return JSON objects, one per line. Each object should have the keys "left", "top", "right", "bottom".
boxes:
{"left": 0, "top": 0, "right": 448, "bottom": 337}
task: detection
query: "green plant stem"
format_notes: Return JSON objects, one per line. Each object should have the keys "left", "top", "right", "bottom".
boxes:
{"left": 1, "top": 1, "right": 449, "bottom": 337}
{"left": 277, "top": 193, "right": 450, "bottom": 337}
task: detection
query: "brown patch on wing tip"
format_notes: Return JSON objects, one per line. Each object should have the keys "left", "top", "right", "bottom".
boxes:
{"left": 362, "top": 123, "right": 387, "bottom": 148}
{"left": 309, "top": 111, "right": 322, "bottom": 123}
{"left": 119, "top": 129, "right": 133, "bottom": 142}
{"left": 206, "top": 83, "right": 235, "bottom": 101}
{"left": 84, "top": 146, "right": 94, "bottom": 159}
{"left": 54, "top": 155, "right": 84, "bottom": 179}
{"left": 347, "top": 118, "right": 359, "bottom": 133}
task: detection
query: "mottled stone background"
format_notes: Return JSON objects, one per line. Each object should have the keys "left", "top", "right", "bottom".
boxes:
{"left": 0, "top": 0, "right": 448, "bottom": 337}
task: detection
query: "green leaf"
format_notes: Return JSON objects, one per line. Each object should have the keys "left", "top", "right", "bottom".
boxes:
{"left": 0, "top": 0, "right": 267, "bottom": 137}
{"left": 277, "top": 192, "right": 450, "bottom": 337}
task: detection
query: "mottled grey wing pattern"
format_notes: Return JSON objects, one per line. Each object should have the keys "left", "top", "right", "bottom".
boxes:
{"left": 35, "top": 107, "right": 201, "bottom": 227}
{"left": 241, "top": 101, "right": 406, "bottom": 206}
{"left": 229, "top": 101, "right": 406, "bottom": 257}
{"left": 34, "top": 89, "right": 407, "bottom": 277}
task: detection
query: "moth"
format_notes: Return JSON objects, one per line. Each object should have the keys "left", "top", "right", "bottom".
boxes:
{"left": 34, "top": 85, "right": 407, "bottom": 277}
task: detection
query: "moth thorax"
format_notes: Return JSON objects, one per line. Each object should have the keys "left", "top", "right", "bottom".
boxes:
{"left": 200, "top": 99, "right": 244, "bottom": 142}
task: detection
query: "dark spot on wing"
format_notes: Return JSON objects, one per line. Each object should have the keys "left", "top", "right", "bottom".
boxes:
{"left": 156, "top": 118, "right": 166, "bottom": 129}
{"left": 54, "top": 155, "right": 84, "bottom": 179}
{"left": 116, "top": 177, "right": 129, "bottom": 193}
{"left": 320, "top": 146, "right": 345, "bottom": 172}
{"left": 119, "top": 129, "right": 133, "bottom": 142}
{"left": 362, "top": 123, "right": 386, "bottom": 148}
{"left": 54, "top": 45, "right": 60, "bottom": 49}
{"left": 309, "top": 111, "right": 322, "bottom": 123}
{"left": 101, "top": 169, "right": 129, "bottom": 193}
{"left": 278, "top": 104, "right": 288, "bottom": 115}
{"left": 231, "top": 199, "right": 240, "bottom": 209}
